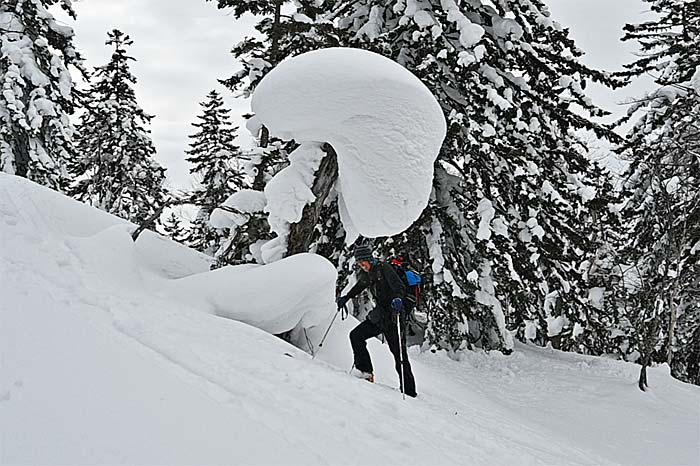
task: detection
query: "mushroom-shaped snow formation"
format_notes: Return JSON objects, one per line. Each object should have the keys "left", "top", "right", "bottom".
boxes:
{"left": 251, "top": 48, "right": 446, "bottom": 240}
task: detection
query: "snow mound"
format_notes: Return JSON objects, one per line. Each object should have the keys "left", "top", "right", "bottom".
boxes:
{"left": 173, "top": 252, "right": 336, "bottom": 334}
{"left": 210, "top": 188, "right": 267, "bottom": 229}
{"left": 0, "top": 173, "right": 333, "bottom": 336}
{"left": 251, "top": 47, "right": 447, "bottom": 240}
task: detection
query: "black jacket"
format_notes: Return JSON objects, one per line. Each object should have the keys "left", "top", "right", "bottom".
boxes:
{"left": 346, "top": 260, "right": 406, "bottom": 329}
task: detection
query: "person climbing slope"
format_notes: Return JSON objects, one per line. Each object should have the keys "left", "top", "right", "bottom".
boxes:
{"left": 336, "top": 245, "right": 417, "bottom": 398}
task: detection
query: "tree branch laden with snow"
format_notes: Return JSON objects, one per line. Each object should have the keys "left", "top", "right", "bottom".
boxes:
{"left": 251, "top": 47, "right": 447, "bottom": 245}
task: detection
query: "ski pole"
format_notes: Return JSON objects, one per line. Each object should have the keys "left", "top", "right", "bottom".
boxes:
{"left": 318, "top": 304, "right": 345, "bottom": 350}
{"left": 397, "top": 313, "right": 406, "bottom": 400}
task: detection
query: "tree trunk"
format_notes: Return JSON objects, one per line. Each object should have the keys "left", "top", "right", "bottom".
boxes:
{"left": 667, "top": 183, "right": 691, "bottom": 366}
{"left": 638, "top": 358, "right": 648, "bottom": 391}
{"left": 13, "top": 131, "right": 30, "bottom": 178}
{"left": 131, "top": 204, "right": 167, "bottom": 242}
{"left": 286, "top": 143, "right": 339, "bottom": 256}
{"left": 638, "top": 311, "right": 660, "bottom": 392}
{"left": 270, "top": 0, "right": 282, "bottom": 66}
{"left": 252, "top": 126, "right": 270, "bottom": 191}
{"left": 131, "top": 197, "right": 184, "bottom": 242}
{"left": 667, "top": 294, "right": 679, "bottom": 365}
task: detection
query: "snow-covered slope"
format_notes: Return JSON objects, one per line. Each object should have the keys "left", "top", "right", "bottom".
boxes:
{"left": 1, "top": 174, "right": 698, "bottom": 466}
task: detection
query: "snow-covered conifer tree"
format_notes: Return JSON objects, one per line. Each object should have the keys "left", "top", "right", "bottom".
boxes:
{"left": 69, "top": 29, "right": 166, "bottom": 225}
{"left": 331, "top": 0, "right": 623, "bottom": 353}
{"left": 162, "top": 211, "right": 187, "bottom": 243}
{"left": 0, "top": 0, "right": 84, "bottom": 189}
{"left": 185, "top": 89, "right": 246, "bottom": 255}
{"left": 617, "top": 0, "right": 699, "bottom": 388}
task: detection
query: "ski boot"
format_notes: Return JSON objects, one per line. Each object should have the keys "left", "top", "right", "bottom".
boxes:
{"left": 351, "top": 368, "right": 374, "bottom": 383}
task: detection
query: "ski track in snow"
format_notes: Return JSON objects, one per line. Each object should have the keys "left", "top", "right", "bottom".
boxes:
{"left": 2, "top": 175, "right": 699, "bottom": 466}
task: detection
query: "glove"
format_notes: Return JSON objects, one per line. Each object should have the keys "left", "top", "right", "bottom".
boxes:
{"left": 391, "top": 298, "right": 404, "bottom": 314}
{"left": 336, "top": 295, "right": 349, "bottom": 309}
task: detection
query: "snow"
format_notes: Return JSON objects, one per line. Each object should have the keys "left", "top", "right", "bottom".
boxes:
{"left": 441, "top": 0, "right": 484, "bottom": 49}
{"left": 0, "top": 12, "right": 22, "bottom": 32}
{"left": 251, "top": 47, "right": 446, "bottom": 241}
{"left": 528, "top": 217, "right": 545, "bottom": 240}
{"left": 427, "top": 217, "right": 468, "bottom": 298}
{"left": 588, "top": 287, "right": 605, "bottom": 310}
{"left": 541, "top": 179, "right": 565, "bottom": 203}
{"left": 524, "top": 320, "right": 538, "bottom": 340}
{"left": 692, "top": 65, "right": 700, "bottom": 94}
{"left": 2, "top": 173, "right": 700, "bottom": 466}
{"left": 474, "top": 44, "right": 487, "bottom": 60}
{"left": 475, "top": 261, "right": 513, "bottom": 349}
{"left": 476, "top": 197, "right": 495, "bottom": 240}
{"left": 559, "top": 75, "right": 573, "bottom": 88}
{"left": 546, "top": 315, "right": 567, "bottom": 337}
{"left": 492, "top": 216, "right": 509, "bottom": 237}
{"left": 487, "top": 87, "right": 512, "bottom": 110}
{"left": 292, "top": 13, "right": 313, "bottom": 24}
{"left": 355, "top": 5, "right": 384, "bottom": 40}
{"left": 692, "top": 239, "right": 700, "bottom": 255}
{"left": 481, "top": 122, "right": 496, "bottom": 137}
{"left": 413, "top": 10, "right": 435, "bottom": 28}
{"left": 209, "top": 188, "right": 267, "bottom": 229}
{"left": 174, "top": 253, "right": 337, "bottom": 334}
{"left": 480, "top": 63, "right": 505, "bottom": 87}
{"left": 665, "top": 175, "right": 681, "bottom": 194}
{"left": 260, "top": 141, "right": 327, "bottom": 262}
{"left": 656, "top": 85, "right": 679, "bottom": 102}
{"left": 492, "top": 17, "right": 524, "bottom": 40}
{"left": 578, "top": 185, "right": 597, "bottom": 203}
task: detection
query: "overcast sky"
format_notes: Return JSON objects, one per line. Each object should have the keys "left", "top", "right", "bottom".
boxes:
{"left": 57, "top": 0, "right": 655, "bottom": 189}
{"left": 547, "top": 0, "right": 655, "bottom": 111}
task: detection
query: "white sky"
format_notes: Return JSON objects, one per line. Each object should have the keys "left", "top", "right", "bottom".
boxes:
{"left": 56, "top": 0, "right": 655, "bottom": 189}
{"left": 546, "top": 0, "right": 656, "bottom": 174}
{"left": 547, "top": 0, "right": 655, "bottom": 114}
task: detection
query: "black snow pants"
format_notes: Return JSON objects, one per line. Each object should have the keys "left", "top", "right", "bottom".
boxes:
{"left": 349, "top": 317, "right": 417, "bottom": 397}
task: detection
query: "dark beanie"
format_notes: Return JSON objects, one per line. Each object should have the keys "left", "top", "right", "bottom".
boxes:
{"left": 354, "top": 245, "right": 373, "bottom": 262}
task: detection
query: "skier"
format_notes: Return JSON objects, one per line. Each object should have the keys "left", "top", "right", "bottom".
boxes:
{"left": 336, "top": 245, "right": 417, "bottom": 397}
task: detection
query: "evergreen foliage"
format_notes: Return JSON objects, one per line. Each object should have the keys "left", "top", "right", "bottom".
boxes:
{"left": 185, "top": 89, "right": 246, "bottom": 255}
{"left": 162, "top": 211, "right": 187, "bottom": 243}
{"left": 330, "top": 0, "right": 623, "bottom": 353}
{"left": 617, "top": 0, "right": 700, "bottom": 388}
{"left": 0, "top": 0, "right": 84, "bottom": 189}
{"left": 207, "top": 0, "right": 698, "bottom": 387}
{"left": 69, "top": 29, "right": 167, "bottom": 225}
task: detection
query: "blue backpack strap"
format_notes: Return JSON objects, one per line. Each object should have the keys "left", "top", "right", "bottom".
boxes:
{"left": 405, "top": 270, "right": 422, "bottom": 286}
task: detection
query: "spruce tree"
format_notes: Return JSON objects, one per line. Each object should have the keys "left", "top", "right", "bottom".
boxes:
{"left": 617, "top": 0, "right": 699, "bottom": 388}
{"left": 330, "top": 0, "right": 623, "bottom": 353}
{"left": 185, "top": 89, "right": 246, "bottom": 255}
{"left": 162, "top": 212, "right": 187, "bottom": 243}
{"left": 69, "top": 29, "right": 167, "bottom": 225}
{"left": 0, "top": 0, "right": 84, "bottom": 189}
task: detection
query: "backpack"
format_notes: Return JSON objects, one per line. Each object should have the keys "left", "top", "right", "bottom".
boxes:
{"left": 389, "top": 256, "right": 423, "bottom": 308}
